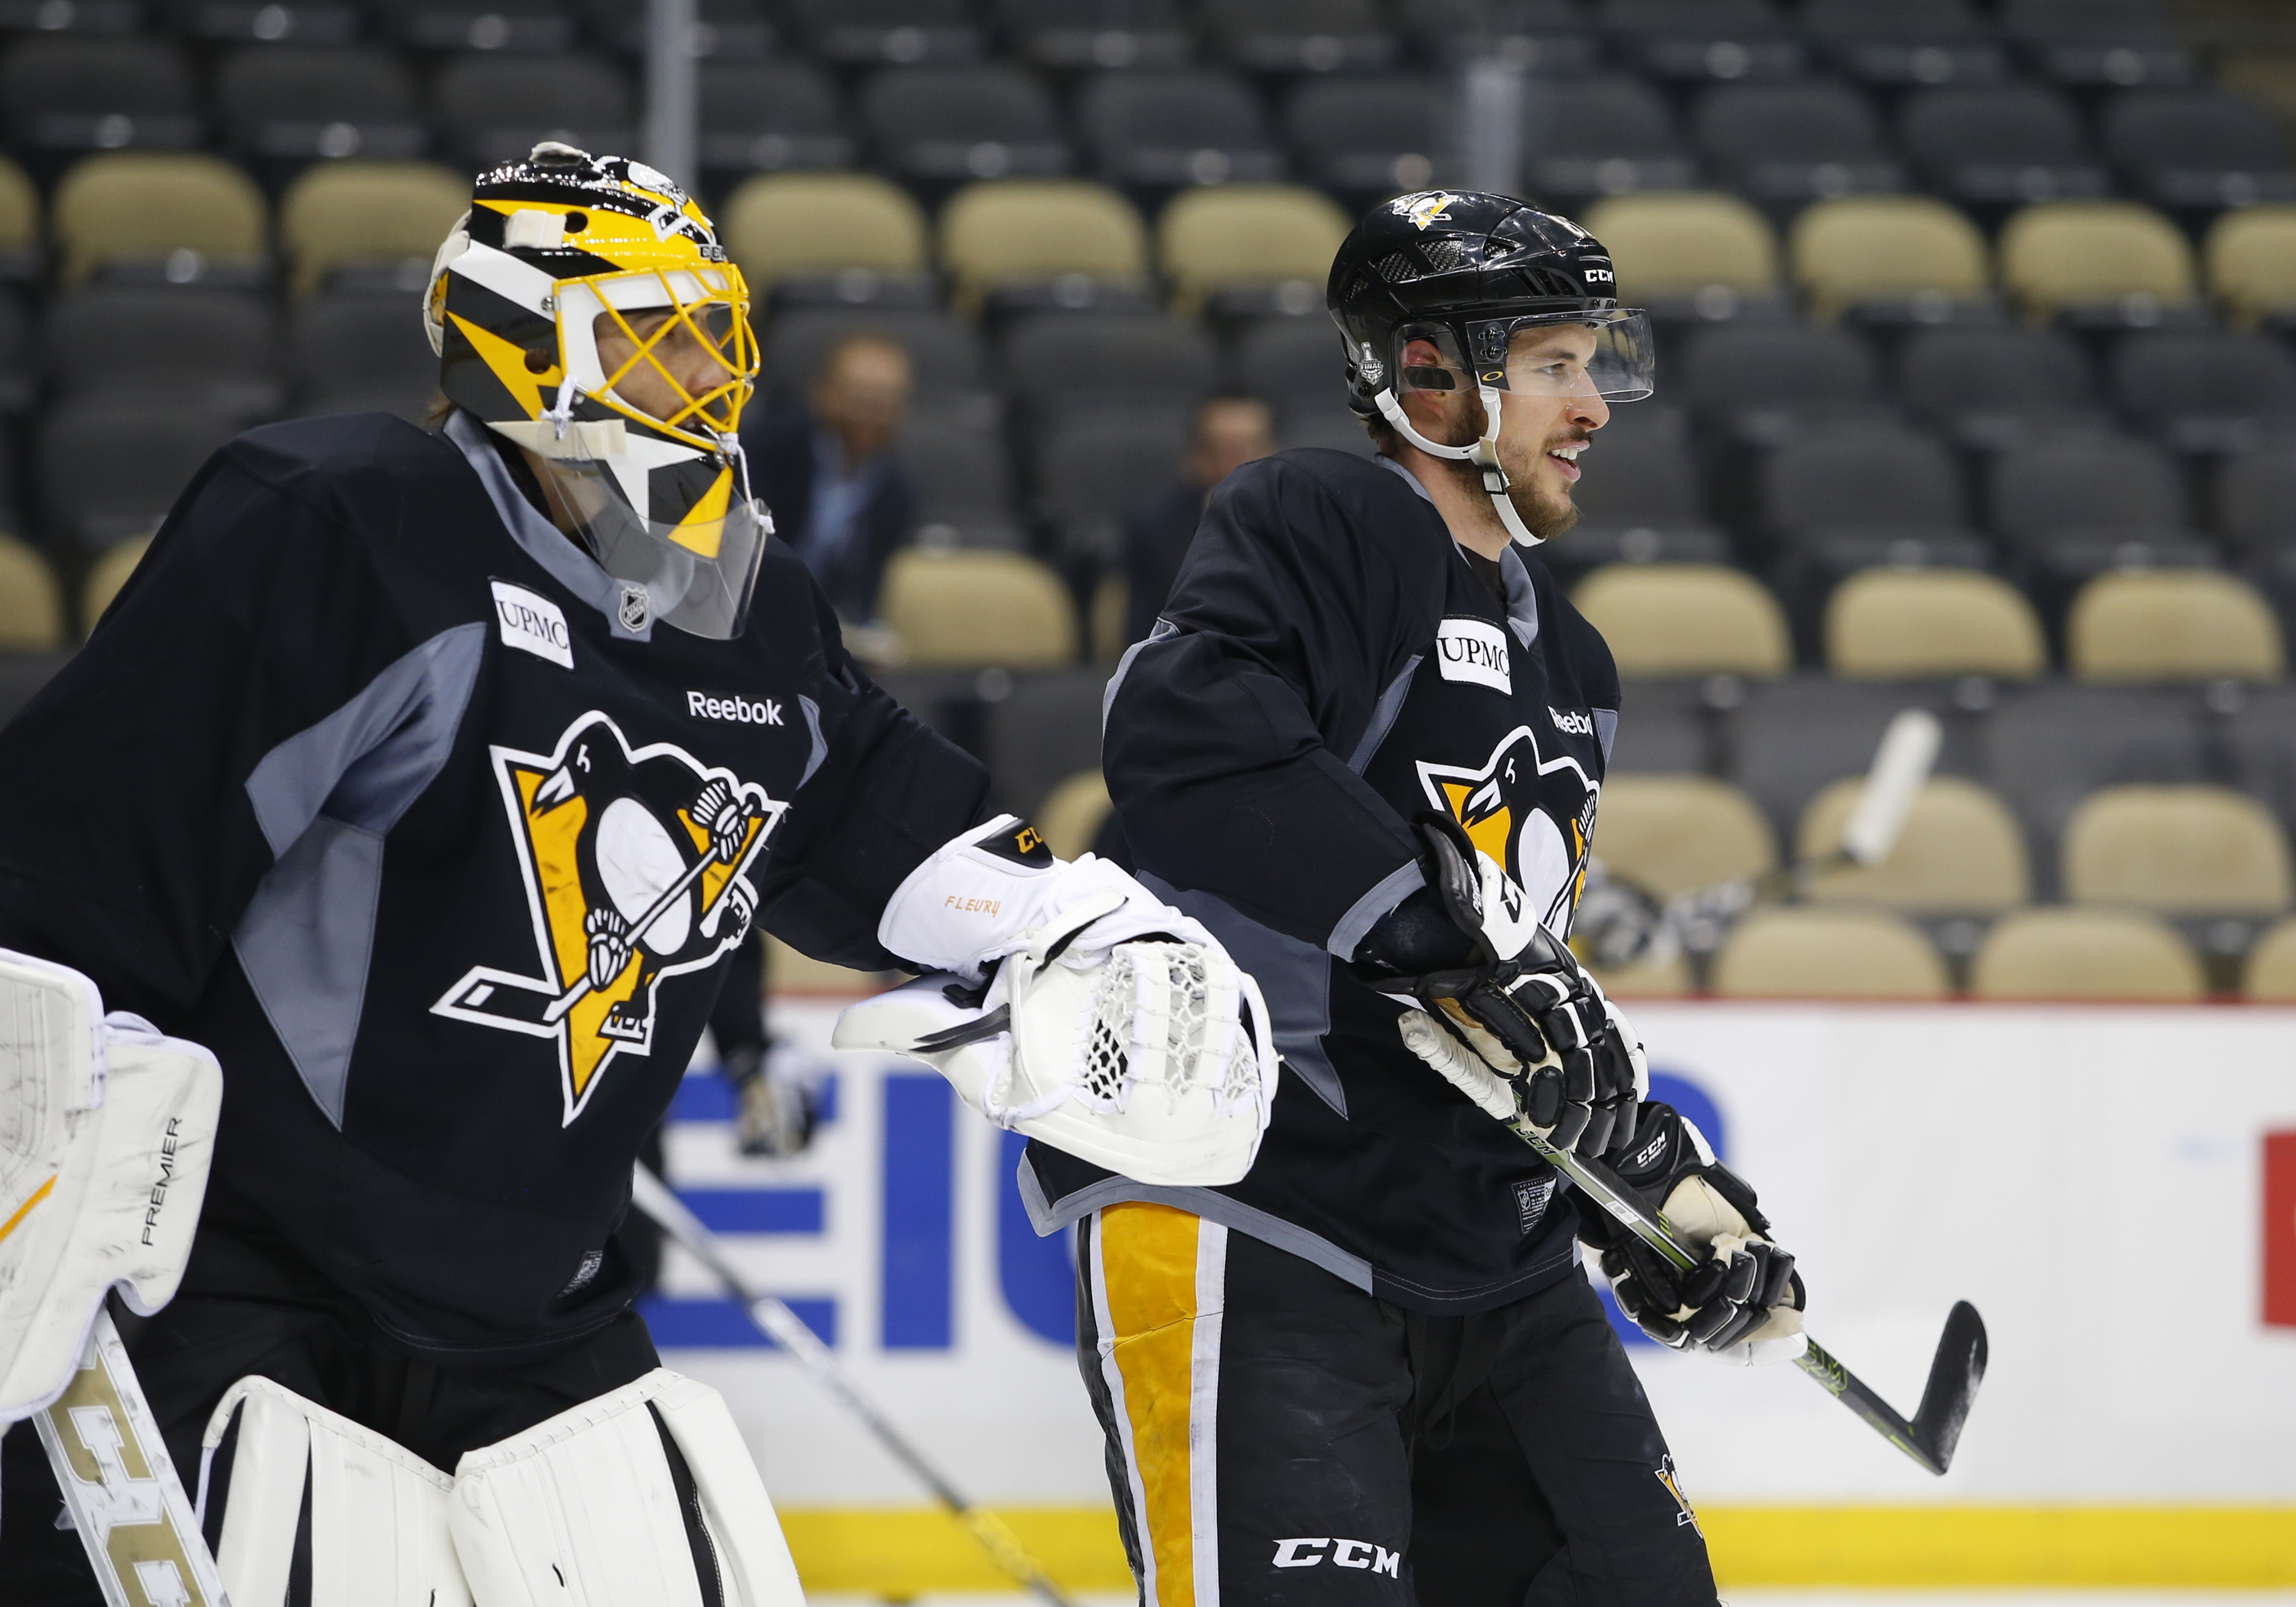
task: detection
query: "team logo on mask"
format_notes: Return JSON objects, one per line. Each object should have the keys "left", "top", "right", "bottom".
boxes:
{"left": 1401, "top": 191, "right": 1462, "bottom": 230}
{"left": 1416, "top": 725, "right": 1598, "bottom": 934}
{"left": 432, "top": 709, "right": 786, "bottom": 1124}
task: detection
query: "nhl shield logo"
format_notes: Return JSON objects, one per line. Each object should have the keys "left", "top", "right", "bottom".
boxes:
{"left": 432, "top": 709, "right": 786, "bottom": 1124}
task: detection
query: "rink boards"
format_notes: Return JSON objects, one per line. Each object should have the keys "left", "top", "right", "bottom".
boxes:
{"left": 649, "top": 999, "right": 2296, "bottom": 1589}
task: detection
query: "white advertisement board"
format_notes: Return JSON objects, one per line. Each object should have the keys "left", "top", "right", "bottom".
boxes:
{"left": 652, "top": 999, "right": 2296, "bottom": 1516}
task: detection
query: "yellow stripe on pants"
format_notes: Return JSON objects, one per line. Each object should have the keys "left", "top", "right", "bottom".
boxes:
{"left": 1092, "top": 1201, "right": 1228, "bottom": 1607}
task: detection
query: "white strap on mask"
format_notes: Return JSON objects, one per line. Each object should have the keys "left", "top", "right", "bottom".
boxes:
{"left": 1375, "top": 385, "right": 1543, "bottom": 548}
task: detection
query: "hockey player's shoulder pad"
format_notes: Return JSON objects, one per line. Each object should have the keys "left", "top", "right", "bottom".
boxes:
{"left": 223, "top": 412, "right": 470, "bottom": 513}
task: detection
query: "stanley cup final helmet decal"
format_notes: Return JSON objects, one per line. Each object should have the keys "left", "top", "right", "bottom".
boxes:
{"left": 426, "top": 142, "right": 769, "bottom": 637}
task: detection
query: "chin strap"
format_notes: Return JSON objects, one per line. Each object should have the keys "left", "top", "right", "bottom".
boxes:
{"left": 1375, "top": 385, "right": 1543, "bottom": 548}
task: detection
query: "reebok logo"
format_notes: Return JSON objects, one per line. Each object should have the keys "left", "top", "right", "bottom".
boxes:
{"left": 1550, "top": 706, "right": 1593, "bottom": 737}
{"left": 1435, "top": 617, "right": 1511, "bottom": 693}
{"left": 687, "top": 690, "right": 785, "bottom": 726}
{"left": 1272, "top": 1538, "right": 1401, "bottom": 1576}
{"left": 492, "top": 581, "right": 574, "bottom": 670}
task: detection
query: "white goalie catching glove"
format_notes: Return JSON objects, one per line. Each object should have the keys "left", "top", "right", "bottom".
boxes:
{"left": 835, "top": 816, "right": 1279, "bottom": 1187}
{"left": 0, "top": 948, "right": 222, "bottom": 1426}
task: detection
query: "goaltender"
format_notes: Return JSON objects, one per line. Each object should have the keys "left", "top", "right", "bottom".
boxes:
{"left": 1026, "top": 191, "right": 1813, "bottom": 1605}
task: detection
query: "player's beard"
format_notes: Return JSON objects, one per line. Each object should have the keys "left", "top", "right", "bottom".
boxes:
{"left": 1437, "top": 400, "right": 1583, "bottom": 543}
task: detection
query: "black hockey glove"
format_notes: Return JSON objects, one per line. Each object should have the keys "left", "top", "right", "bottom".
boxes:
{"left": 1358, "top": 816, "right": 1646, "bottom": 1160}
{"left": 1581, "top": 1103, "right": 1808, "bottom": 1367}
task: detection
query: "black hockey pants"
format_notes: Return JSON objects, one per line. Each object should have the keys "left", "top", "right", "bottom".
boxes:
{"left": 0, "top": 1223, "right": 660, "bottom": 1605}
{"left": 1075, "top": 1202, "right": 1720, "bottom": 1607}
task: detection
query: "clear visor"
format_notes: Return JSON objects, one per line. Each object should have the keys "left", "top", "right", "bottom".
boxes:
{"left": 530, "top": 454, "right": 770, "bottom": 640}
{"left": 1393, "top": 308, "right": 1655, "bottom": 404}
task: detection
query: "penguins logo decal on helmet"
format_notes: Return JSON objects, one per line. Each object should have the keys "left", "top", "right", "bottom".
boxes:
{"left": 1326, "top": 190, "right": 1655, "bottom": 547}
{"left": 427, "top": 142, "right": 768, "bottom": 638}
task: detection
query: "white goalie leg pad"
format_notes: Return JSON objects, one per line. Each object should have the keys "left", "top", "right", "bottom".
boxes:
{"left": 835, "top": 898, "right": 1280, "bottom": 1188}
{"left": 448, "top": 1367, "right": 804, "bottom": 1607}
{"left": 0, "top": 947, "right": 222, "bottom": 1426}
{"left": 197, "top": 1377, "right": 472, "bottom": 1607}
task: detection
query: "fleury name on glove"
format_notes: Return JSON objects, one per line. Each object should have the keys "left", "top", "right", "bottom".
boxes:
{"left": 835, "top": 816, "right": 1279, "bottom": 1188}
{"left": 1584, "top": 1103, "right": 1808, "bottom": 1367}
{"left": 1366, "top": 814, "right": 1647, "bottom": 1160}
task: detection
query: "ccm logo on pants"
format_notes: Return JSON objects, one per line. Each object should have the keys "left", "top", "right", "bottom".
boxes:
{"left": 1273, "top": 1538, "right": 1401, "bottom": 1576}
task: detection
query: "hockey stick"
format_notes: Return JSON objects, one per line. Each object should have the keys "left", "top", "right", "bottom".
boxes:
{"left": 1580, "top": 708, "right": 1945, "bottom": 970}
{"left": 31, "top": 1306, "right": 231, "bottom": 1607}
{"left": 630, "top": 1163, "right": 1083, "bottom": 1607}
{"left": 1397, "top": 1021, "right": 1987, "bottom": 1475}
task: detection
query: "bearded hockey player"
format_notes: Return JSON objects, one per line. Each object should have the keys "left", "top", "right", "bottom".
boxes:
{"left": 0, "top": 145, "right": 1273, "bottom": 1605}
{"left": 1024, "top": 191, "right": 1812, "bottom": 1606}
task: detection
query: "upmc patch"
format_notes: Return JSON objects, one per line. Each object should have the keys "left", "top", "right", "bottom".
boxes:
{"left": 1434, "top": 616, "right": 1512, "bottom": 693}
{"left": 2265, "top": 1132, "right": 2296, "bottom": 1328}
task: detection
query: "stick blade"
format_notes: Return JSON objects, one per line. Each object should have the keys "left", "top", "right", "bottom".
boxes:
{"left": 1909, "top": 1299, "right": 1988, "bottom": 1474}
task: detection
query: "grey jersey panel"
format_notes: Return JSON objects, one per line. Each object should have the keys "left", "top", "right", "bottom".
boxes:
{"left": 445, "top": 411, "right": 654, "bottom": 641}
{"left": 1140, "top": 871, "right": 1349, "bottom": 1119}
{"left": 1018, "top": 1161, "right": 1375, "bottom": 1295}
{"left": 235, "top": 623, "right": 486, "bottom": 1127}
{"left": 1345, "top": 655, "right": 1421, "bottom": 774}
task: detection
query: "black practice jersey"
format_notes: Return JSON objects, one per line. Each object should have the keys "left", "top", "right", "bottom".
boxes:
{"left": 0, "top": 412, "right": 987, "bottom": 1361}
{"left": 1025, "top": 448, "right": 1620, "bottom": 1314}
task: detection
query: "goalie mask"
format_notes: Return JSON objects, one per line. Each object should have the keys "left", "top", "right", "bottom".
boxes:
{"left": 1327, "top": 190, "right": 1654, "bottom": 547}
{"left": 426, "top": 142, "right": 766, "bottom": 638}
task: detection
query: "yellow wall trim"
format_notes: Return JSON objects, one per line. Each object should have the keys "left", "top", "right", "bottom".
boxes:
{"left": 778, "top": 1504, "right": 2296, "bottom": 1595}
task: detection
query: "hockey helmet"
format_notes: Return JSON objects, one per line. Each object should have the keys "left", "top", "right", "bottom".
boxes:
{"left": 426, "top": 142, "right": 766, "bottom": 638}
{"left": 1326, "top": 190, "right": 1653, "bottom": 546}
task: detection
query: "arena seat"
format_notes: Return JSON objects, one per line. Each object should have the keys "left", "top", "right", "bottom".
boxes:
{"left": 1033, "top": 411, "right": 1189, "bottom": 561}
{"left": 1897, "top": 85, "right": 2109, "bottom": 212}
{"left": 1730, "top": 676, "right": 1952, "bottom": 843}
{"left": 215, "top": 45, "right": 425, "bottom": 169}
{"left": 938, "top": 179, "right": 1146, "bottom": 317}
{"left": 1711, "top": 907, "right": 1950, "bottom": 999}
{"left": 1209, "top": 0, "right": 1397, "bottom": 73}
{"left": 879, "top": 549, "right": 1077, "bottom": 668}
{"left": 432, "top": 55, "right": 637, "bottom": 174}
{"left": 1980, "top": 683, "right": 2206, "bottom": 859}
{"left": 1556, "top": 417, "right": 1730, "bottom": 585}
{"left": 1968, "top": 907, "right": 2206, "bottom": 1000}
{"left": 288, "top": 288, "right": 435, "bottom": 423}
{"left": 52, "top": 153, "right": 268, "bottom": 286}
{"left": 80, "top": 533, "right": 150, "bottom": 636}
{"left": 724, "top": 173, "right": 931, "bottom": 298}
{"left": 1037, "top": 769, "right": 1114, "bottom": 861}
{"left": 1894, "top": 324, "right": 2104, "bottom": 449}
{"left": 995, "top": 0, "right": 1192, "bottom": 72}
{"left": 1581, "top": 191, "right": 1779, "bottom": 308}
{"left": 2, "top": 35, "right": 204, "bottom": 161}
{"left": 1516, "top": 76, "right": 1696, "bottom": 206}
{"left": 1798, "top": 774, "right": 2031, "bottom": 912}
{"left": 699, "top": 61, "right": 855, "bottom": 182}
{"left": 1584, "top": 948, "right": 1696, "bottom": 999}
{"left": 1572, "top": 564, "right": 1792, "bottom": 678}
{"left": 788, "top": 0, "right": 988, "bottom": 67}
{"left": 2066, "top": 571, "right": 2286, "bottom": 682}
{"left": 0, "top": 533, "right": 64, "bottom": 654}
{"left": 1691, "top": 80, "right": 1907, "bottom": 209}
{"left": 2242, "top": 917, "right": 2296, "bottom": 999}
{"left": 1587, "top": 774, "right": 1777, "bottom": 899}
{"left": 2111, "top": 329, "right": 2296, "bottom": 460}
{"left": 1159, "top": 184, "right": 1349, "bottom": 319}
{"left": 384, "top": 0, "right": 576, "bottom": 54}
{"left": 1789, "top": 195, "right": 1992, "bottom": 321}
{"left": 1677, "top": 321, "right": 1888, "bottom": 445}
{"left": 2216, "top": 445, "right": 2296, "bottom": 553}
{"left": 1825, "top": 569, "right": 2048, "bottom": 680}
{"left": 45, "top": 285, "right": 282, "bottom": 419}
{"left": 2203, "top": 204, "right": 2296, "bottom": 328}
{"left": 1235, "top": 316, "right": 1346, "bottom": 410}
{"left": 2100, "top": 88, "right": 2296, "bottom": 214}
{"left": 1999, "top": 0, "right": 2193, "bottom": 90}
{"left": 279, "top": 161, "right": 468, "bottom": 296}
{"left": 860, "top": 64, "right": 1075, "bottom": 186}
{"left": 760, "top": 306, "right": 985, "bottom": 400}
{"left": 2062, "top": 784, "right": 2294, "bottom": 915}
{"left": 1800, "top": 0, "right": 2006, "bottom": 88}
{"left": 1762, "top": 424, "right": 1968, "bottom": 535}
{"left": 1077, "top": 70, "right": 1286, "bottom": 192}
{"left": 1997, "top": 200, "right": 2199, "bottom": 322}
{"left": 1282, "top": 76, "right": 1441, "bottom": 202}
{"left": 36, "top": 399, "right": 236, "bottom": 550}
{"left": 1002, "top": 311, "right": 1215, "bottom": 419}
{"left": 1596, "top": 0, "right": 1805, "bottom": 86}
{"left": 0, "top": 157, "right": 33, "bottom": 280}
{"left": 980, "top": 670, "right": 1110, "bottom": 819}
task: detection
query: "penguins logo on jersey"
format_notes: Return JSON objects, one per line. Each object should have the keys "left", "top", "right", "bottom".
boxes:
{"left": 1416, "top": 725, "right": 1599, "bottom": 934}
{"left": 432, "top": 709, "right": 787, "bottom": 1125}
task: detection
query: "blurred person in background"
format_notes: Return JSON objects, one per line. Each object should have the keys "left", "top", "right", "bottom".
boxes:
{"left": 743, "top": 331, "right": 918, "bottom": 627}
{"left": 1123, "top": 390, "right": 1277, "bottom": 647}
